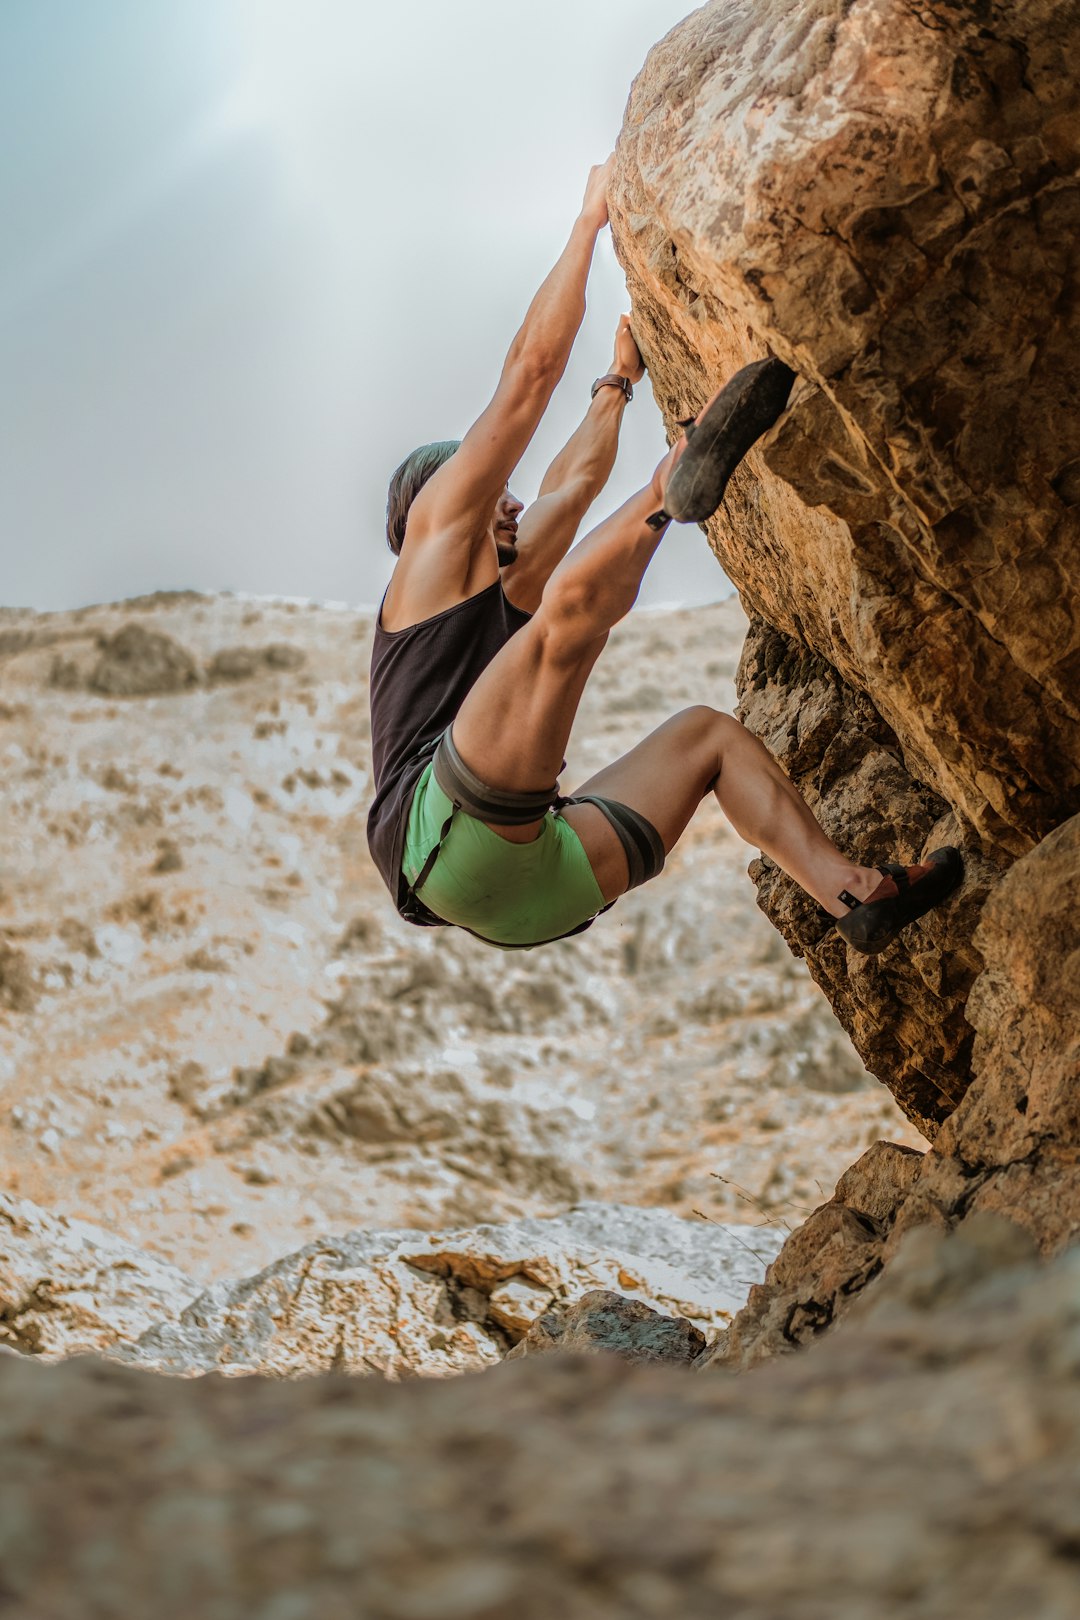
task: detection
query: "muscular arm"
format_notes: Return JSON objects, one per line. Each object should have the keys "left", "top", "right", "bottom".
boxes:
{"left": 383, "top": 162, "right": 612, "bottom": 629}
{"left": 501, "top": 317, "right": 645, "bottom": 613}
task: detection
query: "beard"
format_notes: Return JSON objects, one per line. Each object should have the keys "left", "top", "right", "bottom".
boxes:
{"left": 496, "top": 541, "right": 519, "bottom": 567}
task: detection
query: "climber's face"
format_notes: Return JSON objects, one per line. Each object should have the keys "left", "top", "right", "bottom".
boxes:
{"left": 494, "top": 486, "right": 524, "bottom": 566}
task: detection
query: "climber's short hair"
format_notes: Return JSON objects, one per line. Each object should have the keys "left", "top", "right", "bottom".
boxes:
{"left": 385, "top": 440, "right": 461, "bottom": 555}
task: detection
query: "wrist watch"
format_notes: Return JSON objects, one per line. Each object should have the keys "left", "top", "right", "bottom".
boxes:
{"left": 591, "top": 373, "right": 633, "bottom": 403}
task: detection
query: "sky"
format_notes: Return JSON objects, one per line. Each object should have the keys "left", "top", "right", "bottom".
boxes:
{"left": 0, "top": 0, "right": 730, "bottom": 614}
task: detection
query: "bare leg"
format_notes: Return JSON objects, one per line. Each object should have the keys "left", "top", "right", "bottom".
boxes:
{"left": 562, "top": 707, "right": 881, "bottom": 913}
{"left": 450, "top": 452, "right": 880, "bottom": 913}
{"left": 708, "top": 715, "right": 879, "bottom": 916}
{"left": 450, "top": 476, "right": 673, "bottom": 842}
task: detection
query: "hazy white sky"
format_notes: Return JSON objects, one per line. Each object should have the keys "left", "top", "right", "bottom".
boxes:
{"left": 1, "top": 0, "right": 730, "bottom": 613}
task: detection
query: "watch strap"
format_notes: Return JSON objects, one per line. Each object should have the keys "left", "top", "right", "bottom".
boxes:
{"left": 591, "top": 373, "right": 633, "bottom": 403}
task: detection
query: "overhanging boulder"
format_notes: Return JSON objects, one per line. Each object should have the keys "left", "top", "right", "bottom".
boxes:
{"left": 612, "top": 0, "right": 1080, "bottom": 1130}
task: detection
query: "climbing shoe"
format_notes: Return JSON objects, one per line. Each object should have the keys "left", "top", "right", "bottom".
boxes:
{"left": 835, "top": 847, "right": 964, "bottom": 956}
{"left": 663, "top": 357, "right": 797, "bottom": 524}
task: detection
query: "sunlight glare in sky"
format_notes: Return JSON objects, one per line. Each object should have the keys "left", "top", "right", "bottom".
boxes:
{"left": 0, "top": 1, "right": 731, "bottom": 613}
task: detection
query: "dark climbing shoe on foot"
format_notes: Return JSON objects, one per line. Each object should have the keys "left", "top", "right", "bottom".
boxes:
{"left": 835, "top": 847, "right": 964, "bottom": 956}
{"left": 663, "top": 357, "right": 797, "bottom": 523}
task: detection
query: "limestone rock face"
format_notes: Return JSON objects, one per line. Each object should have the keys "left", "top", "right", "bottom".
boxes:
{"left": 701, "top": 1138, "right": 922, "bottom": 1370}
{"left": 4, "top": 1225, "right": 1080, "bottom": 1619}
{"left": 613, "top": 0, "right": 1080, "bottom": 1128}
{"left": 909, "top": 811, "right": 1080, "bottom": 1246}
{"left": 0, "top": 1193, "right": 779, "bottom": 1379}
{"left": 737, "top": 618, "right": 987, "bottom": 1136}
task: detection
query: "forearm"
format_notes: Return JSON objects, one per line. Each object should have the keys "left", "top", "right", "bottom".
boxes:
{"left": 504, "top": 214, "right": 601, "bottom": 384}
{"left": 501, "top": 390, "right": 647, "bottom": 614}
{"left": 538, "top": 385, "right": 625, "bottom": 503}
{"left": 401, "top": 164, "right": 611, "bottom": 575}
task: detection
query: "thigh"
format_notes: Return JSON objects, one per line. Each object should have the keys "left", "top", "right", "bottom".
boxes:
{"left": 451, "top": 613, "right": 608, "bottom": 823}
{"left": 561, "top": 709, "right": 720, "bottom": 890}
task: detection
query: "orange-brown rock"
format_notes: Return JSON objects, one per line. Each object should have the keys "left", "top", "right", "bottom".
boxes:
{"left": 704, "top": 813, "right": 1080, "bottom": 1368}
{"left": 612, "top": 0, "right": 1080, "bottom": 1129}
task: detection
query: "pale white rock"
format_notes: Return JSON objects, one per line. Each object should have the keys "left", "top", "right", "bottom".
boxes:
{"left": 0, "top": 1192, "right": 200, "bottom": 1359}
{"left": 128, "top": 1204, "right": 782, "bottom": 1380}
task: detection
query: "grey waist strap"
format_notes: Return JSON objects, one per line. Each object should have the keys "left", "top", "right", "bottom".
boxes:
{"left": 430, "top": 727, "right": 664, "bottom": 891}
{"left": 432, "top": 726, "right": 559, "bottom": 825}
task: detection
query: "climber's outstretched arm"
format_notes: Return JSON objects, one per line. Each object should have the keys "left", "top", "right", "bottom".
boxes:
{"left": 501, "top": 317, "right": 645, "bottom": 614}
{"left": 398, "top": 163, "right": 612, "bottom": 612}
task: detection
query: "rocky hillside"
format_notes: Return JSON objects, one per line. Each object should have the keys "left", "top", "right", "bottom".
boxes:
{"left": 0, "top": 589, "right": 897, "bottom": 1357}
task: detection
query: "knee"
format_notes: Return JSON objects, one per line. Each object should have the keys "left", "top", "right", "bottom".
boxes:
{"left": 672, "top": 705, "right": 742, "bottom": 749}
{"left": 533, "top": 582, "right": 605, "bottom": 662}
{"left": 669, "top": 706, "right": 743, "bottom": 787}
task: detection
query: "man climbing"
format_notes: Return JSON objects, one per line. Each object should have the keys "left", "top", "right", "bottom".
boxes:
{"left": 366, "top": 158, "right": 962, "bottom": 951}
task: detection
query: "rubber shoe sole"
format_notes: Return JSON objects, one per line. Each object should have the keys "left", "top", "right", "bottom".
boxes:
{"left": 835, "top": 847, "right": 964, "bottom": 956}
{"left": 664, "top": 357, "right": 796, "bottom": 524}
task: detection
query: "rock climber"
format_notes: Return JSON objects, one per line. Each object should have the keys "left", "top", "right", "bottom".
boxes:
{"left": 366, "top": 158, "right": 962, "bottom": 951}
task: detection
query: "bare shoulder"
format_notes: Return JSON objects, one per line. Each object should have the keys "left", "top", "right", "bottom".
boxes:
{"left": 380, "top": 538, "right": 499, "bottom": 632}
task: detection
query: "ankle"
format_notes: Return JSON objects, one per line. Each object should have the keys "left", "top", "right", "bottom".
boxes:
{"left": 840, "top": 865, "right": 882, "bottom": 906}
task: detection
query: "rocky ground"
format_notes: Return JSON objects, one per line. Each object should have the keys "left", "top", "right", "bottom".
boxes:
{"left": 0, "top": 1186, "right": 783, "bottom": 1378}
{"left": 0, "top": 590, "right": 918, "bottom": 1307}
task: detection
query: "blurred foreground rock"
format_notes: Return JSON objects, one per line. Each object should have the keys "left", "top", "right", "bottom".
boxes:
{"left": 4, "top": 1221, "right": 1079, "bottom": 1619}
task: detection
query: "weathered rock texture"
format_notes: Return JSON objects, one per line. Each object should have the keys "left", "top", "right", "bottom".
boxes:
{"left": 0, "top": 1192, "right": 779, "bottom": 1379}
{"left": 704, "top": 809, "right": 1080, "bottom": 1368}
{"left": 131, "top": 1204, "right": 774, "bottom": 1380}
{"left": 5, "top": 1221, "right": 1080, "bottom": 1619}
{"left": 613, "top": 0, "right": 1080, "bottom": 1133}
{"left": 0, "top": 1192, "right": 200, "bottom": 1359}
{"left": 508, "top": 1287, "right": 708, "bottom": 1367}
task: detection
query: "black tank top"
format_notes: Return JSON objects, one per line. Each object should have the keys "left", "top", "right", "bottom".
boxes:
{"left": 366, "top": 581, "right": 532, "bottom": 916}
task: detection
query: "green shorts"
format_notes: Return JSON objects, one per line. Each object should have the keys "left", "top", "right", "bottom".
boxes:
{"left": 402, "top": 762, "right": 607, "bottom": 949}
